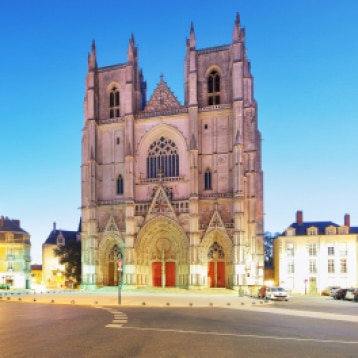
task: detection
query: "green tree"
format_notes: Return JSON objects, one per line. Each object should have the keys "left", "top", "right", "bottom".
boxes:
{"left": 54, "top": 240, "right": 81, "bottom": 286}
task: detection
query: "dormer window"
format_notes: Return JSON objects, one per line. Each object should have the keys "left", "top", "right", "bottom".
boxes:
{"left": 109, "top": 86, "right": 120, "bottom": 118}
{"left": 57, "top": 237, "right": 64, "bottom": 246}
{"left": 307, "top": 227, "right": 317, "bottom": 236}
{"left": 325, "top": 226, "right": 336, "bottom": 235}
{"left": 207, "top": 70, "right": 220, "bottom": 105}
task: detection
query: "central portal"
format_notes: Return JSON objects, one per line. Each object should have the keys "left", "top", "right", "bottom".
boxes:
{"left": 152, "top": 261, "right": 176, "bottom": 287}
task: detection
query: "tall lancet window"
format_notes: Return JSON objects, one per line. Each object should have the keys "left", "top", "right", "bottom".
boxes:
{"left": 109, "top": 86, "right": 120, "bottom": 118}
{"left": 117, "top": 174, "right": 124, "bottom": 195}
{"left": 207, "top": 70, "right": 220, "bottom": 105}
{"left": 204, "top": 168, "right": 212, "bottom": 190}
{"left": 147, "top": 136, "right": 179, "bottom": 179}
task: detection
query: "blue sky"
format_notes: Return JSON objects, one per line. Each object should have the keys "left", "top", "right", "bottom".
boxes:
{"left": 1, "top": 0, "right": 357, "bottom": 264}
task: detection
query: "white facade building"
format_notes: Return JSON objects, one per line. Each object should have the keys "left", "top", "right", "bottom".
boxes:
{"left": 274, "top": 211, "right": 358, "bottom": 294}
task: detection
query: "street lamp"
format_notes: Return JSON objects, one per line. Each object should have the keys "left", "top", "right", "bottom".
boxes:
{"left": 304, "top": 279, "right": 308, "bottom": 295}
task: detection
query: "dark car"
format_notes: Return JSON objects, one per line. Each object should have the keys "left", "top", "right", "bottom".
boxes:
{"left": 354, "top": 291, "right": 358, "bottom": 302}
{"left": 334, "top": 288, "right": 348, "bottom": 300}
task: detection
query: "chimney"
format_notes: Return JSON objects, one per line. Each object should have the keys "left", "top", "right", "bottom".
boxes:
{"left": 296, "top": 210, "right": 303, "bottom": 225}
{"left": 344, "top": 214, "right": 350, "bottom": 228}
{"left": 53, "top": 222, "right": 56, "bottom": 232}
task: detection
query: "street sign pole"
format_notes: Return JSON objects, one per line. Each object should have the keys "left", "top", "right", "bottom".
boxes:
{"left": 118, "top": 260, "right": 123, "bottom": 304}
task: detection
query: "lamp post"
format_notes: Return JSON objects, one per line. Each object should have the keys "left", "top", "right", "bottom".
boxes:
{"left": 118, "top": 260, "right": 123, "bottom": 304}
{"left": 304, "top": 279, "right": 308, "bottom": 295}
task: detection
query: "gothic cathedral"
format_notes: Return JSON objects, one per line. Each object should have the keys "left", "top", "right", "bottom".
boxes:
{"left": 81, "top": 14, "right": 264, "bottom": 290}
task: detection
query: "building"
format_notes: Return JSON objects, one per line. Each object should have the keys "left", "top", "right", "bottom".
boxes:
{"left": 42, "top": 222, "right": 80, "bottom": 288}
{"left": 0, "top": 216, "right": 31, "bottom": 289}
{"left": 30, "top": 264, "right": 42, "bottom": 287}
{"left": 274, "top": 211, "right": 358, "bottom": 294}
{"left": 81, "top": 14, "right": 264, "bottom": 290}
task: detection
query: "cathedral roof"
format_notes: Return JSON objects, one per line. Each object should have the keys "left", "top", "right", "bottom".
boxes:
{"left": 143, "top": 75, "right": 181, "bottom": 113}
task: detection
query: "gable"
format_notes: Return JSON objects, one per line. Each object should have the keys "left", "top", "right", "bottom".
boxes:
{"left": 146, "top": 185, "right": 177, "bottom": 221}
{"left": 143, "top": 76, "right": 181, "bottom": 113}
{"left": 104, "top": 215, "right": 120, "bottom": 233}
{"left": 206, "top": 209, "right": 226, "bottom": 234}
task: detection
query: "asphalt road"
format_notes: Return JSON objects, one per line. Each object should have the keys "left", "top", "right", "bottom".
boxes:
{"left": 0, "top": 299, "right": 357, "bottom": 358}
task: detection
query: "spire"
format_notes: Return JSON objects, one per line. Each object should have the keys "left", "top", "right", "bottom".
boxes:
{"left": 232, "top": 12, "right": 241, "bottom": 42}
{"left": 189, "top": 22, "right": 196, "bottom": 48}
{"left": 127, "top": 33, "right": 135, "bottom": 61}
{"left": 88, "top": 39, "right": 97, "bottom": 70}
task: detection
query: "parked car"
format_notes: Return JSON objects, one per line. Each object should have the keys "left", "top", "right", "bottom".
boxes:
{"left": 257, "top": 286, "right": 267, "bottom": 299}
{"left": 0, "top": 284, "right": 9, "bottom": 289}
{"left": 321, "top": 286, "right": 340, "bottom": 296}
{"left": 330, "top": 288, "right": 340, "bottom": 297}
{"left": 344, "top": 288, "right": 358, "bottom": 301}
{"left": 334, "top": 288, "right": 348, "bottom": 300}
{"left": 354, "top": 291, "right": 358, "bottom": 302}
{"left": 265, "top": 286, "right": 289, "bottom": 301}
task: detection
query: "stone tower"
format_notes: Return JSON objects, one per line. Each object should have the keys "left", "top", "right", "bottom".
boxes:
{"left": 81, "top": 13, "right": 264, "bottom": 290}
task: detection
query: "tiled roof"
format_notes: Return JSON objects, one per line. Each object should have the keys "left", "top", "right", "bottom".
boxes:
{"left": 285, "top": 221, "right": 358, "bottom": 235}
{"left": 0, "top": 217, "right": 28, "bottom": 233}
{"left": 44, "top": 229, "right": 78, "bottom": 245}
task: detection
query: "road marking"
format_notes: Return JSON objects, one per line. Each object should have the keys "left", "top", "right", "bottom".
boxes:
{"left": 111, "top": 326, "right": 358, "bottom": 345}
{"left": 106, "top": 324, "right": 123, "bottom": 328}
{"left": 99, "top": 308, "right": 128, "bottom": 328}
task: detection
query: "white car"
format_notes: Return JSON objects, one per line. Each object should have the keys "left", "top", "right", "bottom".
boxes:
{"left": 344, "top": 288, "right": 358, "bottom": 301}
{"left": 265, "top": 286, "right": 289, "bottom": 301}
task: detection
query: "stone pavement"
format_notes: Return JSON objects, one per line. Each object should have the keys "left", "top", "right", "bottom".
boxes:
{"left": 0, "top": 287, "right": 267, "bottom": 309}
{"left": 2, "top": 287, "right": 358, "bottom": 323}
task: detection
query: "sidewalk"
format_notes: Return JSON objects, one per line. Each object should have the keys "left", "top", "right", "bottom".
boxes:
{"left": 0, "top": 287, "right": 268, "bottom": 308}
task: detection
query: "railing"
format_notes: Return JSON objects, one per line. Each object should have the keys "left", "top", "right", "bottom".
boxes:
{"left": 139, "top": 176, "right": 185, "bottom": 184}
{"left": 199, "top": 193, "right": 233, "bottom": 199}
{"left": 199, "top": 103, "right": 232, "bottom": 112}
{"left": 98, "top": 117, "right": 124, "bottom": 125}
{"left": 135, "top": 107, "right": 188, "bottom": 119}
{"left": 135, "top": 200, "right": 190, "bottom": 215}
{"left": 197, "top": 44, "right": 231, "bottom": 55}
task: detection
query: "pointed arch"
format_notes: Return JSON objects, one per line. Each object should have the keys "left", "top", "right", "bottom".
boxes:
{"left": 98, "top": 233, "right": 125, "bottom": 286}
{"left": 135, "top": 216, "right": 189, "bottom": 287}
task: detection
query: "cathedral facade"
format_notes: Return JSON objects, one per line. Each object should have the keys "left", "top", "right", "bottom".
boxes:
{"left": 81, "top": 14, "right": 264, "bottom": 290}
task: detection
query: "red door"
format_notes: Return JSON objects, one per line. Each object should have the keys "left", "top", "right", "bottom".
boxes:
{"left": 208, "top": 262, "right": 215, "bottom": 288}
{"left": 108, "top": 262, "right": 114, "bottom": 286}
{"left": 152, "top": 262, "right": 161, "bottom": 287}
{"left": 217, "top": 262, "right": 225, "bottom": 288}
{"left": 165, "top": 262, "right": 176, "bottom": 287}
{"left": 207, "top": 262, "right": 225, "bottom": 288}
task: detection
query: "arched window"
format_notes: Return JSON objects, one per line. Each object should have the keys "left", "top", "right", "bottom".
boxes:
{"left": 117, "top": 175, "right": 123, "bottom": 194}
{"left": 204, "top": 168, "right": 212, "bottom": 190}
{"left": 147, "top": 136, "right": 179, "bottom": 179}
{"left": 109, "top": 86, "right": 120, "bottom": 118}
{"left": 109, "top": 245, "right": 123, "bottom": 262}
{"left": 208, "top": 242, "right": 225, "bottom": 259}
{"left": 207, "top": 70, "right": 220, "bottom": 105}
